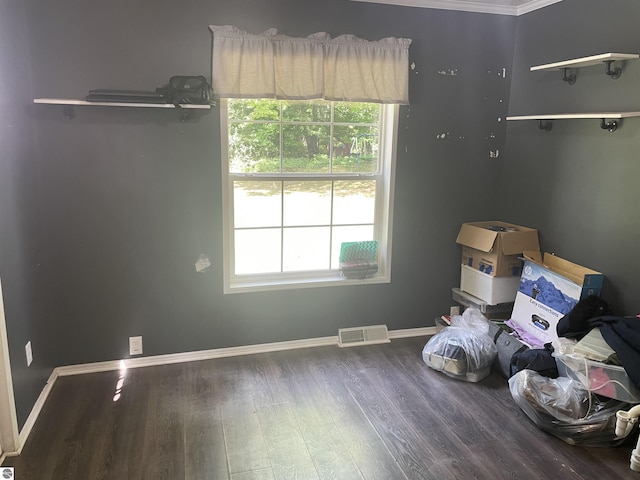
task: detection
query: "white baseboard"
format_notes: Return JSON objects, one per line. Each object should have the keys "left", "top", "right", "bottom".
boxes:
{"left": 54, "top": 327, "right": 435, "bottom": 377}
{"left": 13, "top": 369, "right": 58, "bottom": 456}
{"left": 54, "top": 335, "right": 339, "bottom": 377}
{"left": 17, "top": 326, "right": 435, "bottom": 449}
{"left": 388, "top": 326, "right": 435, "bottom": 339}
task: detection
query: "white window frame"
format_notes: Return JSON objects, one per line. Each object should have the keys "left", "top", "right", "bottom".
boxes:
{"left": 220, "top": 99, "right": 399, "bottom": 294}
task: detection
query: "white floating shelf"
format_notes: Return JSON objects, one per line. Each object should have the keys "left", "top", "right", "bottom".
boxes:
{"left": 530, "top": 53, "right": 639, "bottom": 72}
{"left": 507, "top": 112, "right": 640, "bottom": 121}
{"left": 33, "top": 98, "right": 212, "bottom": 109}
{"left": 34, "top": 97, "right": 212, "bottom": 121}
{"left": 506, "top": 112, "right": 640, "bottom": 132}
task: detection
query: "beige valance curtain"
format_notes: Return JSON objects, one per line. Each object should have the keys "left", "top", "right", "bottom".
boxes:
{"left": 209, "top": 25, "right": 412, "bottom": 104}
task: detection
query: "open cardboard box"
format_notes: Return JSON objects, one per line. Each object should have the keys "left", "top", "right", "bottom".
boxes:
{"left": 510, "top": 251, "right": 604, "bottom": 346}
{"left": 456, "top": 221, "right": 540, "bottom": 277}
{"left": 521, "top": 251, "right": 604, "bottom": 296}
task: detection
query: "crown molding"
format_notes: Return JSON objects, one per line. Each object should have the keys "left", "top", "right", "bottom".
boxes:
{"left": 516, "top": 0, "right": 562, "bottom": 15}
{"left": 349, "top": 0, "right": 563, "bottom": 16}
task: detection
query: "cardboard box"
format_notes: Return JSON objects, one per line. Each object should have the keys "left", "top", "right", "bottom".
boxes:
{"left": 460, "top": 264, "right": 520, "bottom": 305}
{"left": 456, "top": 221, "right": 540, "bottom": 277}
{"left": 510, "top": 252, "right": 604, "bottom": 346}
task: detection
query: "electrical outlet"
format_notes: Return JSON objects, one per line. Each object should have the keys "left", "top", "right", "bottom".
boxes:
{"left": 25, "top": 341, "right": 33, "bottom": 366}
{"left": 129, "top": 336, "right": 143, "bottom": 356}
{"left": 450, "top": 306, "right": 460, "bottom": 317}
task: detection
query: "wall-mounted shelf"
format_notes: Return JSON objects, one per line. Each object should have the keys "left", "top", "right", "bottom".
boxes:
{"left": 33, "top": 98, "right": 212, "bottom": 121}
{"left": 506, "top": 112, "right": 640, "bottom": 132}
{"left": 530, "top": 53, "right": 639, "bottom": 84}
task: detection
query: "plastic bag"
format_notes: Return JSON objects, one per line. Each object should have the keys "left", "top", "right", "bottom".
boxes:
{"left": 450, "top": 306, "right": 491, "bottom": 335}
{"left": 509, "top": 369, "right": 631, "bottom": 446}
{"left": 423, "top": 308, "right": 497, "bottom": 382}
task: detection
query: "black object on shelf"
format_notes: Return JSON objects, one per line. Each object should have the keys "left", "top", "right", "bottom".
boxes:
{"left": 86, "top": 89, "right": 168, "bottom": 104}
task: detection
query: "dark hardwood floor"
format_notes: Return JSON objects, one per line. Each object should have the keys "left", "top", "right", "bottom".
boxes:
{"left": 3, "top": 336, "right": 638, "bottom": 479}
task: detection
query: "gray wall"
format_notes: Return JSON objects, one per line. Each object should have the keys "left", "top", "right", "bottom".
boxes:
{"left": 21, "top": 0, "right": 513, "bottom": 364}
{"left": 4, "top": 0, "right": 518, "bottom": 429}
{"left": 0, "top": 0, "right": 53, "bottom": 429}
{"left": 500, "top": 0, "right": 640, "bottom": 314}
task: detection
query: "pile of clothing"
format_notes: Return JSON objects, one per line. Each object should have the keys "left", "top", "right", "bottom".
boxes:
{"left": 509, "top": 296, "right": 640, "bottom": 446}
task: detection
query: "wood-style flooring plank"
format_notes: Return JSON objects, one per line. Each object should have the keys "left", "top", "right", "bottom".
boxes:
{"left": 255, "top": 402, "right": 319, "bottom": 480}
{"left": 184, "top": 410, "right": 229, "bottom": 480}
{"left": 304, "top": 352, "right": 409, "bottom": 480}
{"left": 139, "top": 364, "right": 187, "bottom": 480}
{"left": 341, "top": 366, "right": 444, "bottom": 479}
{"left": 222, "top": 395, "right": 271, "bottom": 475}
{"left": 181, "top": 359, "right": 230, "bottom": 480}
{"left": 231, "top": 468, "right": 276, "bottom": 480}
{"left": 86, "top": 367, "right": 149, "bottom": 480}
{"left": 301, "top": 421, "right": 365, "bottom": 480}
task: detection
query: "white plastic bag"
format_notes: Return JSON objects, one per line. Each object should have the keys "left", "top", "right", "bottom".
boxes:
{"left": 423, "top": 308, "right": 497, "bottom": 382}
{"left": 450, "top": 306, "right": 492, "bottom": 335}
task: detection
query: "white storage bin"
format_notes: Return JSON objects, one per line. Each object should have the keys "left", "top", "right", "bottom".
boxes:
{"left": 460, "top": 264, "right": 520, "bottom": 305}
{"left": 554, "top": 353, "right": 640, "bottom": 404}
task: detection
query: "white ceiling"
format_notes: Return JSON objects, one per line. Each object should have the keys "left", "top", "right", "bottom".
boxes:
{"left": 350, "top": 0, "right": 563, "bottom": 16}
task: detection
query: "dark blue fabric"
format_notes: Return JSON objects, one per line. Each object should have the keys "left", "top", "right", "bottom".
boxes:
{"left": 593, "top": 317, "right": 640, "bottom": 390}
{"left": 510, "top": 347, "right": 558, "bottom": 378}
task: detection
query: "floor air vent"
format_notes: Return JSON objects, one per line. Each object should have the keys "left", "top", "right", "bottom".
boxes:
{"left": 338, "top": 325, "right": 390, "bottom": 347}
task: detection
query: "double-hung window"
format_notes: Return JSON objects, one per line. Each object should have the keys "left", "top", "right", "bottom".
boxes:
{"left": 209, "top": 25, "right": 410, "bottom": 293}
{"left": 222, "top": 99, "right": 398, "bottom": 292}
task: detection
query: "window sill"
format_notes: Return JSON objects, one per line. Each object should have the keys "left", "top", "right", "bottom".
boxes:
{"left": 225, "top": 272, "right": 390, "bottom": 294}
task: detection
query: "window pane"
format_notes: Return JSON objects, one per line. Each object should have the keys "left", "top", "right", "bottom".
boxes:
{"left": 234, "top": 181, "right": 282, "bottom": 228}
{"left": 228, "top": 99, "right": 280, "bottom": 121}
{"left": 235, "top": 229, "right": 281, "bottom": 274}
{"left": 334, "top": 102, "right": 380, "bottom": 124}
{"left": 282, "top": 124, "right": 330, "bottom": 173}
{"left": 229, "top": 122, "right": 280, "bottom": 173}
{"left": 283, "top": 227, "right": 330, "bottom": 271}
{"left": 284, "top": 181, "right": 331, "bottom": 226}
{"left": 282, "top": 100, "right": 330, "bottom": 122}
{"left": 332, "top": 126, "right": 379, "bottom": 173}
{"left": 333, "top": 180, "right": 376, "bottom": 225}
{"left": 331, "top": 226, "right": 375, "bottom": 269}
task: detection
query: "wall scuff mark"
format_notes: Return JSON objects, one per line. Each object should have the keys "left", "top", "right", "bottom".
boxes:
{"left": 195, "top": 254, "right": 212, "bottom": 273}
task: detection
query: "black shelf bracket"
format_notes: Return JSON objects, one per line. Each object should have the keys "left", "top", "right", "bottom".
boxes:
{"left": 600, "top": 118, "right": 619, "bottom": 132}
{"left": 538, "top": 119, "right": 553, "bottom": 132}
{"left": 56, "top": 104, "right": 198, "bottom": 121}
{"left": 561, "top": 68, "right": 577, "bottom": 85}
{"left": 62, "top": 105, "right": 76, "bottom": 119}
{"left": 176, "top": 106, "right": 191, "bottom": 122}
{"left": 604, "top": 60, "right": 623, "bottom": 79}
